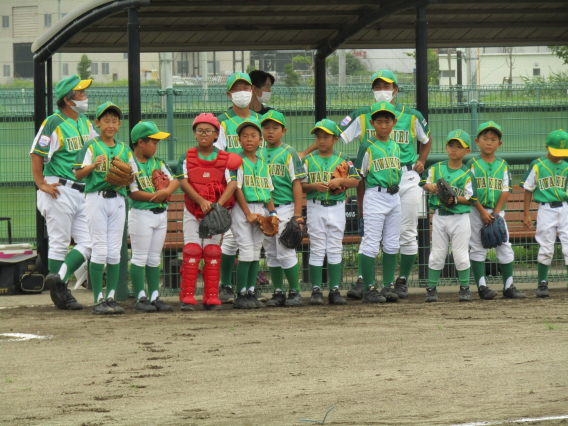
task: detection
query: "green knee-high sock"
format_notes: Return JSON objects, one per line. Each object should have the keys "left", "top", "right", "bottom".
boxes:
{"left": 269, "top": 266, "right": 284, "bottom": 292}
{"left": 105, "top": 263, "right": 120, "bottom": 299}
{"left": 398, "top": 254, "right": 416, "bottom": 280}
{"left": 382, "top": 253, "right": 398, "bottom": 286}
{"left": 283, "top": 264, "right": 300, "bottom": 291}
{"left": 458, "top": 268, "right": 470, "bottom": 287}
{"left": 357, "top": 253, "right": 364, "bottom": 277}
{"left": 49, "top": 259, "right": 64, "bottom": 276}
{"left": 235, "top": 261, "right": 251, "bottom": 294}
{"left": 146, "top": 266, "right": 161, "bottom": 301}
{"left": 537, "top": 263, "right": 549, "bottom": 283}
{"left": 89, "top": 262, "right": 105, "bottom": 303}
{"left": 428, "top": 268, "right": 441, "bottom": 288}
{"left": 130, "top": 264, "right": 146, "bottom": 300}
{"left": 500, "top": 262, "right": 514, "bottom": 290}
{"left": 220, "top": 254, "right": 237, "bottom": 287}
{"left": 248, "top": 261, "right": 260, "bottom": 291}
{"left": 471, "top": 260, "right": 486, "bottom": 290}
{"left": 360, "top": 254, "right": 376, "bottom": 289}
{"left": 60, "top": 249, "right": 86, "bottom": 282}
{"left": 328, "top": 263, "right": 342, "bottom": 290}
{"left": 309, "top": 264, "right": 323, "bottom": 289}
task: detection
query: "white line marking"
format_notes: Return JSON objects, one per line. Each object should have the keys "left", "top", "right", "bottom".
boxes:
{"left": 452, "top": 414, "right": 568, "bottom": 426}
{"left": 0, "top": 333, "right": 52, "bottom": 342}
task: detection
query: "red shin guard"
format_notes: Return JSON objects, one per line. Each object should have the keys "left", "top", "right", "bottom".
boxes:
{"left": 180, "top": 243, "right": 202, "bottom": 305}
{"left": 202, "top": 244, "right": 222, "bottom": 306}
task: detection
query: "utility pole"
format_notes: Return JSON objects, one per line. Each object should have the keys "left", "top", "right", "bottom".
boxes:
{"left": 338, "top": 49, "right": 346, "bottom": 87}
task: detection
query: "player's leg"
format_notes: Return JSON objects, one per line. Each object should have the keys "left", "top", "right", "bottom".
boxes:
{"left": 347, "top": 240, "right": 365, "bottom": 300}
{"left": 181, "top": 209, "right": 203, "bottom": 311}
{"left": 219, "top": 229, "right": 238, "bottom": 301}
{"left": 468, "top": 207, "right": 495, "bottom": 299}
{"left": 231, "top": 203, "right": 255, "bottom": 309}
{"left": 494, "top": 215, "right": 523, "bottom": 298}
{"left": 146, "top": 211, "right": 173, "bottom": 311}
{"left": 326, "top": 203, "right": 347, "bottom": 305}
{"left": 557, "top": 205, "right": 568, "bottom": 292}
{"left": 201, "top": 241, "right": 223, "bottom": 310}
{"left": 380, "top": 196, "right": 402, "bottom": 302}
{"left": 128, "top": 208, "right": 156, "bottom": 313}
{"left": 246, "top": 204, "right": 265, "bottom": 308}
{"left": 104, "top": 196, "right": 127, "bottom": 314}
{"left": 448, "top": 214, "right": 473, "bottom": 302}
{"left": 276, "top": 205, "right": 301, "bottom": 306}
{"left": 535, "top": 206, "right": 557, "bottom": 297}
{"left": 263, "top": 233, "right": 285, "bottom": 306}
{"left": 306, "top": 202, "right": 326, "bottom": 306}
{"left": 426, "top": 214, "right": 450, "bottom": 302}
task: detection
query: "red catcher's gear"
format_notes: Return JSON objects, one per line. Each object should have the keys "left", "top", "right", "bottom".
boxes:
{"left": 202, "top": 244, "right": 222, "bottom": 308}
{"left": 185, "top": 147, "right": 235, "bottom": 220}
{"left": 193, "top": 113, "right": 220, "bottom": 131}
{"left": 180, "top": 243, "right": 201, "bottom": 305}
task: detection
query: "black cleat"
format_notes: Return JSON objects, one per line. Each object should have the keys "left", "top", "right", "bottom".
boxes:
{"left": 380, "top": 284, "right": 400, "bottom": 303}
{"left": 458, "top": 286, "right": 472, "bottom": 302}
{"left": 65, "top": 289, "right": 83, "bottom": 310}
{"left": 347, "top": 277, "right": 364, "bottom": 300}
{"left": 362, "top": 285, "right": 386, "bottom": 304}
{"left": 92, "top": 300, "right": 114, "bottom": 315}
{"left": 266, "top": 290, "right": 286, "bottom": 307}
{"left": 425, "top": 287, "right": 438, "bottom": 303}
{"left": 254, "top": 288, "right": 268, "bottom": 303}
{"left": 284, "top": 289, "right": 302, "bottom": 307}
{"left": 394, "top": 277, "right": 409, "bottom": 299}
{"left": 310, "top": 287, "right": 324, "bottom": 305}
{"left": 536, "top": 281, "right": 549, "bottom": 298}
{"left": 180, "top": 302, "right": 196, "bottom": 311}
{"left": 247, "top": 290, "right": 264, "bottom": 308}
{"left": 503, "top": 285, "right": 526, "bottom": 299}
{"left": 219, "top": 286, "right": 236, "bottom": 303}
{"left": 478, "top": 285, "right": 497, "bottom": 300}
{"left": 152, "top": 297, "right": 174, "bottom": 312}
{"left": 233, "top": 292, "right": 253, "bottom": 309}
{"left": 328, "top": 289, "right": 346, "bottom": 305}
{"left": 135, "top": 296, "right": 157, "bottom": 313}
{"left": 106, "top": 298, "right": 125, "bottom": 314}
{"left": 47, "top": 274, "right": 67, "bottom": 310}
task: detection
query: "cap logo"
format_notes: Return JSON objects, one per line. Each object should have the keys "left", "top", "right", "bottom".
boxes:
{"left": 377, "top": 70, "right": 383, "bottom": 77}
{"left": 561, "top": 140, "right": 566, "bottom": 149}
{"left": 489, "top": 121, "right": 494, "bottom": 126}
{"left": 235, "top": 73, "right": 240, "bottom": 79}
{"left": 455, "top": 130, "right": 462, "bottom": 137}
{"left": 267, "top": 111, "right": 273, "bottom": 118}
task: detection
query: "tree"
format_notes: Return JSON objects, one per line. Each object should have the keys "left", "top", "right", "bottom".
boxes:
{"left": 291, "top": 54, "right": 333, "bottom": 86}
{"left": 327, "top": 52, "right": 368, "bottom": 76}
{"left": 246, "top": 65, "right": 257, "bottom": 74}
{"left": 404, "top": 49, "right": 441, "bottom": 85}
{"left": 548, "top": 46, "right": 568, "bottom": 66}
{"left": 77, "top": 54, "right": 92, "bottom": 80}
{"left": 283, "top": 63, "right": 301, "bottom": 87}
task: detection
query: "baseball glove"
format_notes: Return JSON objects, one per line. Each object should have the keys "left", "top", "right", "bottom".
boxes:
{"left": 436, "top": 178, "right": 458, "bottom": 207}
{"left": 279, "top": 216, "right": 305, "bottom": 249}
{"left": 198, "top": 203, "right": 232, "bottom": 239}
{"left": 259, "top": 215, "right": 280, "bottom": 237}
{"left": 151, "top": 169, "right": 171, "bottom": 203}
{"left": 105, "top": 156, "right": 133, "bottom": 187}
{"left": 330, "top": 161, "right": 349, "bottom": 195}
{"left": 480, "top": 213, "right": 508, "bottom": 249}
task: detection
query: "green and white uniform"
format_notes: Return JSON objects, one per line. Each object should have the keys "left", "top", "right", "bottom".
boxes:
{"left": 214, "top": 109, "right": 261, "bottom": 153}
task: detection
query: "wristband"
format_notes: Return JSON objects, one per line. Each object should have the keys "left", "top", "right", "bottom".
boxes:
{"left": 269, "top": 210, "right": 277, "bottom": 216}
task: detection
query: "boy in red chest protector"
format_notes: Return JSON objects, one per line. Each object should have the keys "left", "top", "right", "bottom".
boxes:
{"left": 176, "top": 113, "right": 241, "bottom": 311}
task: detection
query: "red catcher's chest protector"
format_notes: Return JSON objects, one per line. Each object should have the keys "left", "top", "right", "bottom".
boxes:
{"left": 185, "top": 148, "right": 235, "bottom": 220}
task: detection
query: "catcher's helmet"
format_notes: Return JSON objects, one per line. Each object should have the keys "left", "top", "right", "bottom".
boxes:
{"left": 193, "top": 113, "right": 220, "bottom": 131}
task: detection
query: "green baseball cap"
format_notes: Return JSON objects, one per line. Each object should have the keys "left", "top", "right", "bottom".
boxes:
{"left": 370, "top": 101, "right": 397, "bottom": 118}
{"left": 236, "top": 118, "right": 262, "bottom": 135}
{"left": 445, "top": 129, "right": 471, "bottom": 148}
{"left": 545, "top": 129, "right": 568, "bottom": 157}
{"left": 311, "top": 119, "right": 340, "bottom": 137}
{"left": 55, "top": 74, "right": 92, "bottom": 100}
{"left": 477, "top": 121, "right": 503, "bottom": 138}
{"left": 371, "top": 69, "right": 398, "bottom": 86}
{"left": 96, "top": 101, "right": 122, "bottom": 119}
{"left": 227, "top": 72, "right": 252, "bottom": 90}
{"left": 260, "top": 110, "right": 286, "bottom": 128}
{"left": 130, "top": 121, "right": 170, "bottom": 143}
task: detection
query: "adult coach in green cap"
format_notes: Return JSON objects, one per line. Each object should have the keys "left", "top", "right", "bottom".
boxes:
{"left": 30, "top": 74, "right": 98, "bottom": 310}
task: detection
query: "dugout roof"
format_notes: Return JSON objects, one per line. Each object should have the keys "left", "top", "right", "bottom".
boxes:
{"left": 32, "top": 0, "right": 568, "bottom": 60}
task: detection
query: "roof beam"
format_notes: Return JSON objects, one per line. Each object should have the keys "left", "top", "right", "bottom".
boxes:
{"left": 84, "top": 24, "right": 343, "bottom": 32}
{"left": 378, "top": 21, "right": 568, "bottom": 29}
{"left": 396, "top": 7, "right": 568, "bottom": 15}
{"left": 151, "top": 0, "right": 383, "bottom": 5}
{"left": 436, "top": 0, "right": 568, "bottom": 3}
{"left": 133, "top": 10, "right": 366, "bottom": 17}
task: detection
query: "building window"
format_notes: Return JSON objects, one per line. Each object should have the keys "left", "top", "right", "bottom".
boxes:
{"left": 63, "top": 63, "right": 69, "bottom": 76}
{"left": 441, "top": 70, "right": 456, "bottom": 78}
{"left": 44, "top": 14, "right": 52, "bottom": 27}
{"left": 177, "top": 61, "right": 189, "bottom": 76}
{"left": 533, "top": 68, "right": 541, "bottom": 77}
{"left": 91, "top": 63, "right": 98, "bottom": 75}
{"left": 3, "top": 65, "right": 10, "bottom": 77}
{"left": 2, "top": 16, "right": 9, "bottom": 28}
{"left": 123, "top": 53, "right": 128, "bottom": 60}
{"left": 102, "top": 63, "right": 109, "bottom": 75}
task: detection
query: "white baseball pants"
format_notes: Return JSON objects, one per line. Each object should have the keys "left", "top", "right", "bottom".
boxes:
{"left": 36, "top": 176, "right": 91, "bottom": 262}
{"left": 129, "top": 208, "right": 167, "bottom": 268}
{"left": 263, "top": 203, "right": 298, "bottom": 270}
{"left": 399, "top": 170, "right": 422, "bottom": 255}
{"left": 429, "top": 212, "right": 471, "bottom": 271}
{"left": 535, "top": 203, "right": 568, "bottom": 266}
{"left": 183, "top": 207, "right": 221, "bottom": 247}
{"left": 469, "top": 207, "right": 514, "bottom": 264}
{"left": 231, "top": 202, "right": 265, "bottom": 262}
{"left": 306, "top": 200, "right": 346, "bottom": 266}
{"left": 85, "top": 192, "right": 125, "bottom": 265}
{"left": 361, "top": 188, "right": 401, "bottom": 258}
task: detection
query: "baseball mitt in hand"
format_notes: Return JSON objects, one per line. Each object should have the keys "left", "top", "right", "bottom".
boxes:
{"left": 260, "top": 215, "right": 280, "bottom": 237}
{"left": 436, "top": 178, "right": 458, "bottom": 207}
{"left": 199, "top": 203, "right": 232, "bottom": 239}
{"left": 279, "top": 216, "right": 305, "bottom": 249}
{"left": 152, "top": 169, "right": 171, "bottom": 203}
{"left": 330, "top": 161, "right": 349, "bottom": 195}
{"left": 480, "top": 213, "right": 508, "bottom": 249}
{"left": 105, "top": 156, "right": 133, "bottom": 187}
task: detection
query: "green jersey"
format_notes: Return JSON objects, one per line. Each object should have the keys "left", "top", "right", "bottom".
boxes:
{"left": 130, "top": 156, "right": 174, "bottom": 210}
{"left": 30, "top": 110, "right": 98, "bottom": 182}
{"left": 303, "top": 150, "right": 360, "bottom": 201}
{"left": 73, "top": 137, "right": 137, "bottom": 197}
{"left": 355, "top": 137, "right": 401, "bottom": 189}
{"left": 215, "top": 109, "right": 261, "bottom": 153}
{"left": 339, "top": 104, "right": 430, "bottom": 164}
{"left": 258, "top": 143, "right": 306, "bottom": 206}
{"left": 521, "top": 156, "right": 568, "bottom": 203}
{"left": 232, "top": 153, "right": 273, "bottom": 203}
{"left": 466, "top": 156, "right": 511, "bottom": 209}
{"left": 420, "top": 160, "right": 478, "bottom": 214}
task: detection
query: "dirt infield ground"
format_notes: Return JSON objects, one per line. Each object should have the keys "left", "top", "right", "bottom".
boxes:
{"left": 1, "top": 284, "right": 567, "bottom": 426}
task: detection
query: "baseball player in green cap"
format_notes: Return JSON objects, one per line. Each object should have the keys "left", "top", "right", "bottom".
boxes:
{"left": 30, "top": 74, "right": 98, "bottom": 311}
{"left": 521, "top": 129, "right": 568, "bottom": 298}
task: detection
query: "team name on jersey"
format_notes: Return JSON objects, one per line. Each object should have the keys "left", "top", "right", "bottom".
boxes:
{"left": 308, "top": 170, "right": 333, "bottom": 183}
{"left": 476, "top": 177, "right": 503, "bottom": 191}
{"left": 95, "top": 162, "right": 109, "bottom": 172}
{"left": 269, "top": 163, "right": 287, "bottom": 178}
{"left": 227, "top": 135, "right": 241, "bottom": 150}
{"left": 372, "top": 156, "right": 401, "bottom": 172}
{"left": 66, "top": 135, "right": 88, "bottom": 152}
{"left": 365, "top": 129, "right": 410, "bottom": 144}
{"left": 538, "top": 175, "right": 567, "bottom": 191}
{"left": 450, "top": 186, "right": 464, "bottom": 197}
{"left": 244, "top": 175, "right": 270, "bottom": 189}
{"left": 138, "top": 175, "right": 154, "bottom": 190}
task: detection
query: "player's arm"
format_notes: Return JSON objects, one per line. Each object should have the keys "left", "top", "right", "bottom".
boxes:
{"left": 149, "top": 179, "right": 179, "bottom": 203}
{"left": 265, "top": 195, "right": 276, "bottom": 212}
{"left": 180, "top": 178, "right": 213, "bottom": 214}
{"left": 413, "top": 112, "right": 432, "bottom": 174}
{"left": 415, "top": 137, "right": 432, "bottom": 174}
{"left": 298, "top": 141, "right": 317, "bottom": 160}
{"left": 31, "top": 153, "right": 61, "bottom": 199}
{"left": 458, "top": 174, "right": 477, "bottom": 205}
{"left": 420, "top": 167, "right": 437, "bottom": 193}
{"left": 234, "top": 188, "right": 260, "bottom": 224}
{"left": 474, "top": 201, "right": 494, "bottom": 225}
{"left": 74, "top": 145, "right": 105, "bottom": 180}
{"left": 492, "top": 190, "right": 509, "bottom": 216}
{"left": 74, "top": 157, "right": 104, "bottom": 180}
{"left": 218, "top": 180, "right": 237, "bottom": 207}
{"left": 292, "top": 179, "right": 304, "bottom": 216}
{"left": 523, "top": 190, "right": 533, "bottom": 231}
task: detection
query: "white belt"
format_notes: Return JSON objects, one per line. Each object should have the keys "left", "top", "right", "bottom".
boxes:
{"left": 401, "top": 164, "right": 415, "bottom": 173}
{"left": 311, "top": 200, "right": 344, "bottom": 205}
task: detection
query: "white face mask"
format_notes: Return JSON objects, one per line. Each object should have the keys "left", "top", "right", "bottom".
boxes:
{"left": 373, "top": 90, "right": 393, "bottom": 103}
{"left": 231, "top": 91, "right": 252, "bottom": 108}
{"left": 69, "top": 98, "right": 89, "bottom": 114}
{"left": 257, "top": 90, "right": 271, "bottom": 104}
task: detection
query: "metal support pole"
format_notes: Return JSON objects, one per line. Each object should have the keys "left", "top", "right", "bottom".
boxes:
{"left": 46, "top": 58, "right": 53, "bottom": 116}
{"left": 314, "top": 55, "right": 327, "bottom": 121}
{"left": 415, "top": 5, "right": 430, "bottom": 284}
{"left": 456, "top": 50, "right": 463, "bottom": 103}
{"left": 470, "top": 100, "right": 478, "bottom": 153}
{"left": 166, "top": 86, "right": 174, "bottom": 161}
